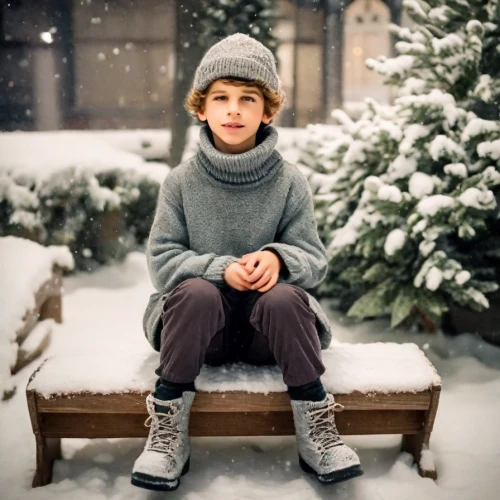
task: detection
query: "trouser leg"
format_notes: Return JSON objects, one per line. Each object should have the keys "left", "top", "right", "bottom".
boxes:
{"left": 158, "top": 278, "right": 227, "bottom": 383}
{"left": 247, "top": 284, "right": 326, "bottom": 387}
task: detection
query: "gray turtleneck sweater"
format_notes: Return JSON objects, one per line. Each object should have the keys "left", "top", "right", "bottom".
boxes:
{"left": 143, "top": 125, "right": 333, "bottom": 351}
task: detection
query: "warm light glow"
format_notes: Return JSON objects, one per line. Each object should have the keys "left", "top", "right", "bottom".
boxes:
{"left": 40, "top": 32, "right": 53, "bottom": 44}
{"left": 353, "top": 46, "right": 363, "bottom": 56}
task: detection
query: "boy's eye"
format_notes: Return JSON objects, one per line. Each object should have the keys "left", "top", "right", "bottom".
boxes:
{"left": 213, "top": 96, "right": 255, "bottom": 102}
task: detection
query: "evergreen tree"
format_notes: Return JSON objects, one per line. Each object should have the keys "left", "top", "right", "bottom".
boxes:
{"left": 200, "top": 0, "right": 279, "bottom": 55}
{"left": 168, "top": 0, "right": 205, "bottom": 167}
{"left": 301, "top": 0, "right": 500, "bottom": 330}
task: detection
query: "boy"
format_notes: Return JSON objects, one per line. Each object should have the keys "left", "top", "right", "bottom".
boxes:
{"left": 132, "top": 33, "right": 363, "bottom": 491}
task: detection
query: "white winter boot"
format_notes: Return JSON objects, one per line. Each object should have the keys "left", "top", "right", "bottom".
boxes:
{"left": 291, "top": 393, "right": 363, "bottom": 484}
{"left": 131, "top": 391, "right": 195, "bottom": 491}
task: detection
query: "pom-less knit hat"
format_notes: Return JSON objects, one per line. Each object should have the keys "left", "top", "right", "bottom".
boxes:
{"left": 192, "top": 33, "right": 282, "bottom": 96}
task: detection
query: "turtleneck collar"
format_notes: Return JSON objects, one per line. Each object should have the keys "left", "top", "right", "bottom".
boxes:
{"left": 195, "top": 124, "right": 283, "bottom": 190}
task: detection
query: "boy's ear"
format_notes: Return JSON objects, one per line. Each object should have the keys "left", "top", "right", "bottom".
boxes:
{"left": 197, "top": 109, "right": 207, "bottom": 122}
{"left": 262, "top": 113, "right": 274, "bottom": 125}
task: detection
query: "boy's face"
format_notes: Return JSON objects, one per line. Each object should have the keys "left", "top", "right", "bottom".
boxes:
{"left": 197, "top": 80, "right": 273, "bottom": 154}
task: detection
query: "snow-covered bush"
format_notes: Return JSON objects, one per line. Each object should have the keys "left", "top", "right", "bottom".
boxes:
{"left": 300, "top": 0, "right": 500, "bottom": 330}
{"left": 0, "top": 169, "right": 162, "bottom": 271}
{"left": 0, "top": 133, "right": 169, "bottom": 272}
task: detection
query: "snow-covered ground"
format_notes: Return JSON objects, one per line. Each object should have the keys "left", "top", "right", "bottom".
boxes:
{"left": 1, "top": 252, "right": 499, "bottom": 499}
{"left": 0, "top": 126, "right": 314, "bottom": 172}
{"left": 93, "top": 126, "right": 311, "bottom": 165}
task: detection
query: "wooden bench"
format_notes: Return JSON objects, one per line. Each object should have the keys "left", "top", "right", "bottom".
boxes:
{"left": 26, "top": 342, "right": 441, "bottom": 487}
{"left": 1, "top": 235, "right": 72, "bottom": 400}
{"left": 12, "top": 272, "right": 63, "bottom": 374}
{"left": 2, "top": 270, "right": 63, "bottom": 401}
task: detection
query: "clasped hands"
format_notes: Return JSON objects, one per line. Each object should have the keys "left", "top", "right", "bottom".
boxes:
{"left": 224, "top": 250, "right": 281, "bottom": 292}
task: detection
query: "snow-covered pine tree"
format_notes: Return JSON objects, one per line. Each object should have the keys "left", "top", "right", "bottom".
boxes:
{"left": 301, "top": 0, "right": 500, "bottom": 330}
{"left": 200, "top": 0, "right": 279, "bottom": 55}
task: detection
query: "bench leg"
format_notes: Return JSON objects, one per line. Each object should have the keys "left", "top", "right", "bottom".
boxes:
{"left": 33, "top": 436, "right": 61, "bottom": 487}
{"left": 402, "top": 385, "right": 440, "bottom": 480}
{"left": 39, "top": 294, "right": 62, "bottom": 323}
{"left": 401, "top": 434, "right": 437, "bottom": 480}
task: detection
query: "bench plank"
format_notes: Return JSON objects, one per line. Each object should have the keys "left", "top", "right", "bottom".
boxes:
{"left": 37, "top": 408, "right": 425, "bottom": 438}
{"left": 16, "top": 273, "right": 62, "bottom": 345}
{"left": 34, "top": 390, "right": 433, "bottom": 414}
{"left": 3, "top": 272, "right": 63, "bottom": 400}
{"left": 13, "top": 321, "right": 53, "bottom": 375}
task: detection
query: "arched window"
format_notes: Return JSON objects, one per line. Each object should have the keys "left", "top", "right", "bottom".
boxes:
{"left": 344, "top": 0, "right": 392, "bottom": 111}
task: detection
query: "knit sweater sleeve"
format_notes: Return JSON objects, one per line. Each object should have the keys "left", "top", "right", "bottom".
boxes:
{"left": 259, "top": 175, "right": 328, "bottom": 290}
{"left": 146, "top": 174, "right": 238, "bottom": 293}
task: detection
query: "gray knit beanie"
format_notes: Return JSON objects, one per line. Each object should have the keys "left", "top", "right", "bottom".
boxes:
{"left": 192, "top": 33, "right": 282, "bottom": 96}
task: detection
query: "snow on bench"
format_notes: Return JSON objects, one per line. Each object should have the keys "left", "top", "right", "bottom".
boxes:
{"left": 0, "top": 236, "right": 73, "bottom": 400}
{"left": 14, "top": 319, "right": 54, "bottom": 375}
{"left": 27, "top": 342, "right": 441, "bottom": 486}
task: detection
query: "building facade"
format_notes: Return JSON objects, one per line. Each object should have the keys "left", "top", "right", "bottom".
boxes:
{"left": 0, "top": 0, "right": 410, "bottom": 131}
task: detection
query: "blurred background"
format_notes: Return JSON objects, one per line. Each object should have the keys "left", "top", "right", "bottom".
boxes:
{"left": 0, "top": 0, "right": 411, "bottom": 132}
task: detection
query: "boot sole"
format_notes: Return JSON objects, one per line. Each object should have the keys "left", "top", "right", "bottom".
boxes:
{"left": 131, "top": 456, "right": 190, "bottom": 491}
{"left": 299, "top": 455, "right": 364, "bottom": 485}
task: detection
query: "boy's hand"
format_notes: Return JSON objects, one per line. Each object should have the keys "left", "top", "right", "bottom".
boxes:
{"left": 224, "top": 262, "right": 253, "bottom": 291}
{"left": 239, "top": 250, "right": 281, "bottom": 293}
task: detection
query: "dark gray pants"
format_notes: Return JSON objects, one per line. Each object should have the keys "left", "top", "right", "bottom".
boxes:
{"left": 158, "top": 278, "right": 326, "bottom": 387}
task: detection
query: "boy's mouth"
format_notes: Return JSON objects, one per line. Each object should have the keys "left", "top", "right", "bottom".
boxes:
{"left": 222, "top": 122, "right": 244, "bottom": 128}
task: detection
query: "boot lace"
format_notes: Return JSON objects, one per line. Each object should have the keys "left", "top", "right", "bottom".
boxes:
{"left": 306, "top": 394, "right": 345, "bottom": 453}
{"left": 144, "top": 395, "right": 181, "bottom": 456}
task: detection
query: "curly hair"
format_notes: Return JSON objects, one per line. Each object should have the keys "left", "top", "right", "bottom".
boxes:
{"left": 184, "top": 78, "right": 285, "bottom": 122}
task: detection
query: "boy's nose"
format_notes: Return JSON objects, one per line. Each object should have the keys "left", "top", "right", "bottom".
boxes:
{"left": 227, "top": 101, "right": 241, "bottom": 115}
